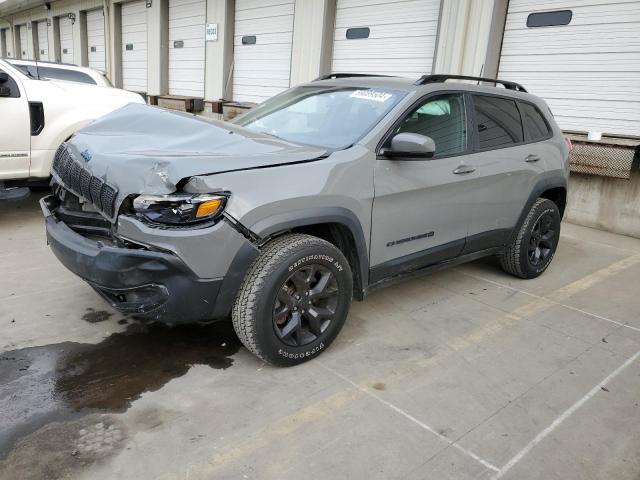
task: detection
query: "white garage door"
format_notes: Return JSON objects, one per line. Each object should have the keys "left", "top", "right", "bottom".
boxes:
{"left": 0, "top": 29, "right": 7, "bottom": 57}
{"left": 121, "top": 0, "right": 148, "bottom": 93}
{"left": 332, "top": 0, "right": 441, "bottom": 78}
{"left": 37, "top": 20, "right": 49, "bottom": 60}
{"left": 499, "top": 0, "right": 640, "bottom": 138}
{"left": 168, "top": 0, "right": 206, "bottom": 97}
{"left": 59, "top": 16, "right": 74, "bottom": 64}
{"left": 18, "top": 25, "right": 29, "bottom": 59}
{"left": 86, "top": 9, "right": 106, "bottom": 71}
{"left": 232, "top": 0, "right": 295, "bottom": 103}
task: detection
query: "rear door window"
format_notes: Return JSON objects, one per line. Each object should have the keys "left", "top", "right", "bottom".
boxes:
{"left": 518, "top": 101, "right": 551, "bottom": 142}
{"left": 472, "top": 95, "right": 523, "bottom": 150}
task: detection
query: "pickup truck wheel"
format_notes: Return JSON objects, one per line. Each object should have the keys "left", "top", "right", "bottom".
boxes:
{"left": 232, "top": 234, "right": 353, "bottom": 366}
{"left": 499, "top": 198, "right": 560, "bottom": 279}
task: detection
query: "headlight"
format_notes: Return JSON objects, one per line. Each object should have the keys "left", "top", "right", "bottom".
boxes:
{"left": 132, "top": 193, "right": 227, "bottom": 225}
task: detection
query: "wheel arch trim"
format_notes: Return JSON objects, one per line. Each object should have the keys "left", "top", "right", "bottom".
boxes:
{"left": 249, "top": 207, "right": 370, "bottom": 295}
{"left": 510, "top": 174, "right": 567, "bottom": 245}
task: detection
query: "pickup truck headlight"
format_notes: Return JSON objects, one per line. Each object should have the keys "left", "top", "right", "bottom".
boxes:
{"left": 132, "top": 193, "right": 227, "bottom": 225}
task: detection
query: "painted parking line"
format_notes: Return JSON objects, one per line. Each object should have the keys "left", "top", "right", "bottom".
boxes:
{"left": 491, "top": 347, "right": 640, "bottom": 479}
{"left": 157, "top": 248, "right": 640, "bottom": 477}
{"left": 318, "top": 361, "right": 501, "bottom": 473}
{"left": 455, "top": 253, "right": 640, "bottom": 334}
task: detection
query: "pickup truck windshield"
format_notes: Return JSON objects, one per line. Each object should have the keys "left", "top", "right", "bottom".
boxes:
{"left": 233, "top": 85, "right": 405, "bottom": 149}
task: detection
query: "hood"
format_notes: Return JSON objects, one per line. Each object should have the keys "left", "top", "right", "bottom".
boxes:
{"left": 63, "top": 103, "right": 327, "bottom": 216}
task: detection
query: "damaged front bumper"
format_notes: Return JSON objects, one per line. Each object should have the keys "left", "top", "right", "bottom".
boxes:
{"left": 41, "top": 195, "right": 229, "bottom": 323}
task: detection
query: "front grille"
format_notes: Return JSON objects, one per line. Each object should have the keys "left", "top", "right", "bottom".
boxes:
{"left": 52, "top": 143, "right": 118, "bottom": 217}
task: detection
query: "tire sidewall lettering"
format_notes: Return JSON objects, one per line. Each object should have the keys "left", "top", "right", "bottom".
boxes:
{"left": 278, "top": 342, "right": 326, "bottom": 359}
{"left": 288, "top": 254, "right": 344, "bottom": 272}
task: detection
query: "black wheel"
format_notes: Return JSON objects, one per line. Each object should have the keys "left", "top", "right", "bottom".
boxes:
{"left": 232, "top": 233, "right": 352, "bottom": 366}
{"left": 499, "top": 198, "right": 561, "bottom": 279}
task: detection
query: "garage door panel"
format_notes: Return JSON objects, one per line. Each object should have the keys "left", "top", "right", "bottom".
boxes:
{"left": 335, "top": 1, "right": 439, "bottom": 28}
{"left": 235, "top": 58, "right": 291, "bottom": 70}
{"left": 332, "top": 59, "right": 429, "bottom": 76}
{"left": 18, "top": 25, "right": 29, "bottom": 59}
{"left": 37, "top": 21, "right": 49, "bottom": 59}
{"left": 233, "top": 32, "right": 293, "bottom": 47}
{"left": 505, "top": 2, "right": 640, "bottom": 28}
{"left": 235, "top": 3, "right": 294, "bottom": 22}
{"left": 122, "top": 0, "right": 147, "bottom": 92}
{"left": 234, "top": 76, "right": 290, "bottom": 86}
{"left": 168, "top": 0, "right": 205, "bottom": 97}
{"left": 234, "top": 45, "right": 293, "bottom": 59}
{"left": 233, "top": 85, "right": 287, "bottom": 103}
{"left": 233, "top": 69, "right": 291, "bottom": 81}
{"left": 232, "top": 0, "right": 294, "bottom": 102}
{"left": 332, "top": 0, "right": 440, "bottom": 77}
{"left": 506, "top": 0, "right": 639, "bottom": 13}
{"left": 122, "top": 31, "right": 147, "bottom": 44}
{"left": 235, "top": 0, "right": 292, "bottom": 10}
{"left": 168, "top": 47, "right": 206, "bottom": 62}
{"left": 86, "top": 9, "right": 105, "bottom": 71}
{"left": 333, "top": 40, "right": 437, "bottom": 58}
{"left": 500, "top": 52, "right": 640, "bottom": 72}
{"left": 338, "top": 0, "right": 427, "bottom": 7}
{"left": 169, "top": 25, "right": 205, "bottom": 40}
{"left": 334, "top": 22, "right": 438, "bottom": 41}
{"left": 59, "top": 17, "right": 73, "bottom": 63}
{"left": 234, "top": 16, "right": 294, "bottom": 36}
{"left": 169, "top": 0, "right": 205, "bottom": 7}
{"left": 546, "top": 99, "right": 640, "bottom": 120}
{"left": 122, "top": 49, "right": 147, "bottom": 62}
{"left": 501, "top": 25, "right": 640, "bottom": 54}
{"left": 553, "top": 116, "right": 638, "bottom": 137}
{"left": 499, "top": 0, "right": 640, "bottom": 137}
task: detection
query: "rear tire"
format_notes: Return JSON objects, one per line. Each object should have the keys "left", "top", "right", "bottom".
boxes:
{"left": 499, "top": 198, "right": 561, "bottom": 279}
{"left": 232, "top": 234, "right": 352, "bottom": 366}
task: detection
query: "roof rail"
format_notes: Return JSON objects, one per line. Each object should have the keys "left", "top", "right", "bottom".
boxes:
{"left": 414, "top": 74, "right": 527, "bottom": 93}
{"left": 314, "top": 73, "right": 395, "bottom": 81}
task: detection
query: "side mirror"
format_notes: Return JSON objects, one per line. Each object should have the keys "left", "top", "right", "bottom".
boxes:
{"left": 384, "top": 132, "right": 435, "bottom": 160}
{"left": 0, "top": 72, "right": 8, "bottom": 83}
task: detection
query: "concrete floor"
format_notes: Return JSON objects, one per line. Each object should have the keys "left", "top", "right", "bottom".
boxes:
{"left": 1, "top": 194, "right": 640, "bottom": 480}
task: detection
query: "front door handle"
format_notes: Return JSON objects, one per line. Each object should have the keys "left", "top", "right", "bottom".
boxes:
{"left": 525, "top": 154, "right": 541, "bottom": 163}
{"left": 452, "top": 165, "right": 476, "bottom": 175}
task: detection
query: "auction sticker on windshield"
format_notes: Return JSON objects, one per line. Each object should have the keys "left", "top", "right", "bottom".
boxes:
{"left": 350, "top": 90, "right": 392, "bottom": 102}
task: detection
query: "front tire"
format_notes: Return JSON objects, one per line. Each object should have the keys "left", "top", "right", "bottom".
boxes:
{"left": 232, "top": 234, "right": 353, "bottom": 366}
{"left": 499, "top": 198, "right": 561, "bottom": 279}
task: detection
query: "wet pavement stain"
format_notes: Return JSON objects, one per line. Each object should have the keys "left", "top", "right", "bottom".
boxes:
{"left": 0, "top": 414, "right": 127, "bottom": 480}
{"left": 81, "top": 308, "right": 114, "bottom": 324}
{"left": 0, "top": 321, "right": 240, "bottom": 459}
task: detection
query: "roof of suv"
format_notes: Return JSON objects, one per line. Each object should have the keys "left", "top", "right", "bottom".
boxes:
{"left": 308, "top": 73, "right": 542, "bottom": 105}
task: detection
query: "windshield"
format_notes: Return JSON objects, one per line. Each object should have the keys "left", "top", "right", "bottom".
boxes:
{"left": 233, "top": 85, "right": 406, "bottom": 149}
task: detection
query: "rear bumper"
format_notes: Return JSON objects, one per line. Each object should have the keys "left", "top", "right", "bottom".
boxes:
{"left": 41, "top": 195, "right": 223, "bottom": 323}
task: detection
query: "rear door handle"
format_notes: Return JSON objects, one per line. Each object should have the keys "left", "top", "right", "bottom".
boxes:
{"left": 525, "top": 154, "right": 541, "bottom": 163}
{"left": 453, "top": 165, "right": 476, "bottom": 175}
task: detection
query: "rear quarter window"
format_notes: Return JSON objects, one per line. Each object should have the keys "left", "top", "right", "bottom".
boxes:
{"left": 518, "top": 102, "right": 551, "bottom": 142}
{"left": 472, "top": 95, "right": 524, "bottom": 150}
{"left": 39, "top": 67, "right": 97, "bottom": 85}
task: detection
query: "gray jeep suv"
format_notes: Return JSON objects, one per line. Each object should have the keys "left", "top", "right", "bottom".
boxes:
{"left": 41, "top": 74, "right": 569, "bottom": 366}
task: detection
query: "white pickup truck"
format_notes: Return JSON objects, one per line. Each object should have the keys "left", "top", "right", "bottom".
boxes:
{"left": 0, "top": 59, "right": 144, "bottom": 199}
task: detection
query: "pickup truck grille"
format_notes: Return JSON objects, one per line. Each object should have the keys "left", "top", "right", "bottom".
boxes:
{"left": 52, "top": 144, "right": 118, "bottom": 217}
